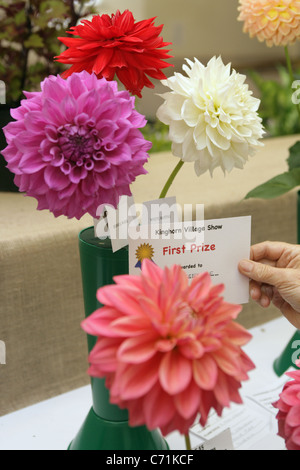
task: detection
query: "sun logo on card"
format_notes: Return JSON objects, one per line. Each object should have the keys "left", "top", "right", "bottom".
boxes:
{"left": 135, "top": 243, "right": 155, "bottom": 269}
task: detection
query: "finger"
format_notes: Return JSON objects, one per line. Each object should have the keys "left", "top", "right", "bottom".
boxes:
{"left": 259, "top": 284, "right": 274, "bottom": 308}
{"left": 260, "top": 295, "right": 271, "bottom": 308}
{"left": 250, "top": 241, "right": 290, "bottom": 263}
{"left": 261, "top": 284, "right": 274, "bottom": 300}
{"left": 249, "top": 280, "right": 262, "bottom": 301}
{"left": 238, "top": 259, "right": 282, "bottom": 287}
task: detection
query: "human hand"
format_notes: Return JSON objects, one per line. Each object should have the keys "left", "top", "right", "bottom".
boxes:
{"left": 238, "top": 241, "right": 300, "bottom": 330}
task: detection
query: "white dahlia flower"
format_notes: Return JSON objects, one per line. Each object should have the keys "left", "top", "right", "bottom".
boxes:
{"left": 157, "top": 56, "right": 264, "bottom": 176}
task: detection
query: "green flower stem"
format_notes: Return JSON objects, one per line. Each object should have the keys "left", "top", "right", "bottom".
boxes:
{"left": 159, "top": 160, "right": 184, "bottom": 199}
{"left": 285, "top": 46, "right": 294, "bottom": 85}
{"left": 184, "top": 433, "right": 192, "bottom": 451}
{"left": 284, "top": 46, "right": 300, "bottom": 121}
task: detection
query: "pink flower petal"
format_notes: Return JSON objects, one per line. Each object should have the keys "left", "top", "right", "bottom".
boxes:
{"left": 110, "top": 315, "right": 151, "bottom": 337}
{"left": 114, "top": 356, "right": 160, "bottom": 400}
{"left": 213, "top": 370, "right": 231, "bottom": 407}
{"left": 174, "top": 379, "right": 201, "bottom": 419}
{"left": 97, "top": 285, "right": 141, "bottom": 315}
{"left": 281, "top": 385, "right": 300, "bottom": 406}
{"left": 142, "top": 383, "right": 176, "bottom": 430}
{"left": 81, "top": 307, "right": 120, "bottom": 336}
{"left": 286, "top": 404, "right": 300, "bottom": 427}
{"left": 193, "top": 354, "right": 218, "bottom": 390}
{"left": 117, "top": 332, "right": 158, "bottom": 363}
{"left": 159, "top": 349, "right": 192, "bottom": 395}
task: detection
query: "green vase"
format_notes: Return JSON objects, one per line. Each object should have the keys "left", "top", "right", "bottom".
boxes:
{"left": 68, "top": 227, "right": 168, "bottom": 450}
{"left": 273, "top": 330, "right": 300, "bottom": 377}
{"left": 273, "top": 189, "right": 300, "bottom": 376}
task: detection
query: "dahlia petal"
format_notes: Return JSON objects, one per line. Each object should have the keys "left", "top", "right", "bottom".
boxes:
{"left": 110, "top": 315, "right": 152, "bottom": 337}
{"left": 286, "top": 404, "right": 300, "bottom": 427}
{"left": 291, "top": 427, "right": 300, "bottom": 446}
{"left": 174, "top": 380, "right": 201, "bottom": 419}
{"left": 44, "top": 166, "right": 71, "bottom": 191}
{"left": 179, "top": 338, "right": 205, "bottom": 359}
{"left": 159, "top": 349, "right": 192, "bottom": 395}
{"left": 212, "top": 346, "right": 243, "bottom": 376}
{"left": 182, "top": 98, "right": 200, "bottom": 127}
{"left": 81, "top": 307, "right": 121, "bottom": 336}
{"left": 24, "top": 111, "right": 46, "bottom": 132}
{"left": 114, "top": 356, "right": 160, "bottom": 400}
{"left": 193, "top": 355, "right": 218, "bottom": 390}
{"left": 137, "top": 296, "right": 163, "bottom": 324}
{"left": 281, "top": 385, "right": 300, "bottom": 406}
{"left": 143, "top": 382, "right": 176, "bottom": 430}
{"left": 92, "top": 49, "right": 114, "bottom": 75}
{"left": 169, "top": 120, "right": 190, "bottom": 144}
{"left": 18, "top": 152, "right": 47, "bottom": 173}
{"left": 68, "top": 72, "right": 88, "bottom": 98}
{"left": 214, "top": 371, "right": 231, "bottom": 407}
{"left": 225, "top": 322, "right": 253, "bottom": 345}
{"left": 89, "top": 337, "right": 121, "bottom": 372}
{"left": 141, "top": 258, "right": 164, "bottom": 287}
{"left": 117, "top": 332, "right": 158, "bottom": 363}
{"left": 197, "top": 389, "right": 221, "bottom": 427}
{"left": 97, "top": 285, "right": 142, "bottom": 316}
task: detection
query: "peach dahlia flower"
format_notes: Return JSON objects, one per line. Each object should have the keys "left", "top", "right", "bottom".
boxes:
{"left": 82, "top": 260, "right": 255, "bottom": 436}
{"left": 238, "top": 0, "right": 300, "bottom": 47}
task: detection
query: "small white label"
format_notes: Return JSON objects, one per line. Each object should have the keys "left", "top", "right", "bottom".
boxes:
{"left": 0, "top": 340, "right": 6, "bottom": 365}
{"left": 193, "top": 428, "right": 234, "bottom": 451}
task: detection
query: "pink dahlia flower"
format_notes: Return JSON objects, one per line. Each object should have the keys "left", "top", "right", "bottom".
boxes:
{"left": 273, "top": 361, "right": 300, "bottom": 450}
{"left": 238, "top": 0, "right": 300, "bottom": 47}
{"left": 82, "top": 260, "right": 255, "bottom": 436}
{"left": 2, "top": 71, "right": 151, "bottom": 219}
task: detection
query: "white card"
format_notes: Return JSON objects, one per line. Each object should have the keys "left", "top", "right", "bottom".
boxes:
{"left": 128, "top": 216, "right": 251, "bottom": 304}
{"left": 94, "top": 196, "right": 138, "bottom": 252}
{"left": 193, "top": 428, "right": 234, "bottom": 451}
{"left": 141, "top": 197, "right": 179, "bottom": 225}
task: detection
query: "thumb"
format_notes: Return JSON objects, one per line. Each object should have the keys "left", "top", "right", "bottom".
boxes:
{"left": 239, "top": 259, "right": 281, "bottom": 287}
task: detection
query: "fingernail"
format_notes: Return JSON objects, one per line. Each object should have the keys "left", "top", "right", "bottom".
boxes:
{"left": 239, "top": 260, "right": 253, "bottom": 273}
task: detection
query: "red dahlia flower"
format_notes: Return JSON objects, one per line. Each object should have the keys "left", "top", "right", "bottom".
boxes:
{"left": 56, "top": 10, "right": 173, "bottom": 98}
{"left": 82, "top": 260, "right": 255, "bottom": 436}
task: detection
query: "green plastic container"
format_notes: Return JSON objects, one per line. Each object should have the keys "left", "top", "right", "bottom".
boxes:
{"left": 69, "top": 227, "right": 168, "bottom": 450}
{"left": 273, "top": 190, "right": 300, "bottom": 376}
{"left": 273, "top": 330, "right": 300, "bottom": 377}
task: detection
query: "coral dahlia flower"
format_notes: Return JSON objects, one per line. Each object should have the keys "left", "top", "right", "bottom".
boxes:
{"left": 82, "top": 260, "right": 255, "bottom": 436}
{"left": 273, "top": 361, "right": 300, "bottom": 450}
{"left": 2, "top": 71, "right": 151, "bottom": 219}
{"left": 156, "top": 56, "right": 264, "bottom": 176}
{"left": 238, "top": 0, "right": 300, "bottom": 47}
{"left": 56, "top": 10, "right": 173, "bottom": 98}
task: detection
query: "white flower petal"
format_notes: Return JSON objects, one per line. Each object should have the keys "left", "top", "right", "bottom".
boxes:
{"left": 157, "top": 93, "right": 186, "bottom": 123}
{"left": 169, "top": 120, "right": 190, "bottom": 143}
{"left": 182, "top": 128, "right": 198, "bottom": 161}
{"left": 206, "top": 125, "right": 231, "bottom": 151}
{"left": 193, "top": 120, "right": 207, "bottom": 150}
{"left": 181, "top": 99, "right": 200, "bottom": 127}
